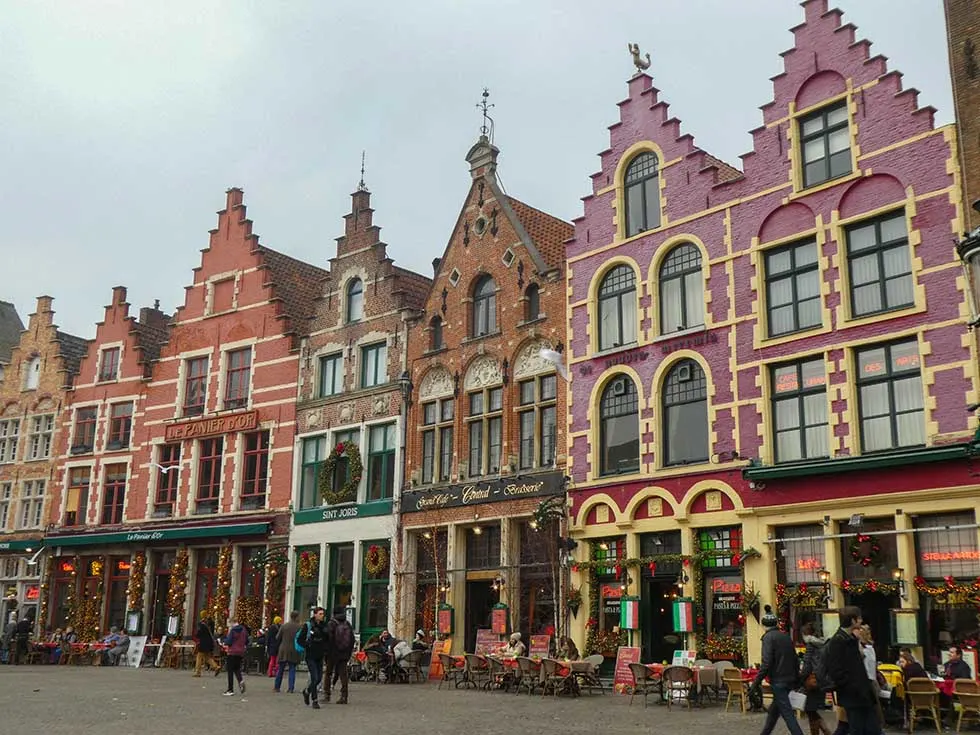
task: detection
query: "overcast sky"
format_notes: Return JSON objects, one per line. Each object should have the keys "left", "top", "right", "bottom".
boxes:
{"left": 1, "top": 1, "right": 952, "bottom": 338}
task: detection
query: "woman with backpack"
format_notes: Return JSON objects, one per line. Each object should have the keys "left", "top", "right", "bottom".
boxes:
{"left": 801, "top": 622, "right": 834, "bottom": 735}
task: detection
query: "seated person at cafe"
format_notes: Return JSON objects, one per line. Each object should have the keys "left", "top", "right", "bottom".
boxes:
{"left": 943, "top": 646, "right": 973, "bottom": 680}
{"left": 556, "top": 637, "right": 579, "bottom": 661}
{"left": 502, "top": 632, "right": 525, "bottom": 657}
{"left": 102, "top": 626, "right": 122, "bottom": 646}
{"left": 899, "top": 651, "right": 928, "bottom": 681}
{"left": 411, "top": 630, "right": 428, "bottom": 651}
{"left": 106, "top": 631, "right": 131, "bottom": 666}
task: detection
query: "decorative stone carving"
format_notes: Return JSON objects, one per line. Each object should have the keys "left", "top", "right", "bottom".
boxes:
{"left": 647, "top": 497, "right": 663, "bottom": 517}
{"left": 513, "top": 340, "right": 555, "bottom": 379}
{"left": 372, "top": 394, "right": 389, "bottom": 416}
{"left": 306, "top": 412, "right": 321, "bottom": 429}
{"left": 35, "top": 397, "right": 54, "bottom": 412}
{"left": 704, "top": 490, "right": 722, "bottom": 511}
{"left": 338, "top": 402, "right": 355, "bottom": 424}
{"left": 419, "top": 368, "right": 453, "bottom": 401}
{"left": 463, "top": 355, "right": 502, "bottom": 391}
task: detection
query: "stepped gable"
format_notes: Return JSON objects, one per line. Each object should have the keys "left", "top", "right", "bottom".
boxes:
{"left": 0, "top": 301, "right": 24, "bottom": 365}
{"left": 505, "top": 197, "right": 574, "bottom": 271}
{"left": 55, "top": 330, "right": 89, "bottom": 383}
{"left": 257, "top": 245, "right": 329, "bottom": 350}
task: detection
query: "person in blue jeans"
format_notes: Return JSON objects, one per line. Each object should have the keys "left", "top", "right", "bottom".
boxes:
{"left": 752, "top": 605, "right": 805, "bottom": 735}
{"left": 274, "top": 610, "right": 302, "bottom": 694}
{"left": 300, "top": 607, "right": 328, "bottom": 710}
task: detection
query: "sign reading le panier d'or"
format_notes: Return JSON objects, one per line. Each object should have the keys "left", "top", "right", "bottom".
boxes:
{"left": 164, "top": 410, "right": 259, "bottom": 442}
{"left": 400, "top": 471, "right": 564, "bottom": 514}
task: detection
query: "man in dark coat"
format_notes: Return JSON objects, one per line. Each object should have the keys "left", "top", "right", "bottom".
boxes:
{"left": 193, "top": 611, "right": 221, "bottom": 677}
{"left": 301, "top": 607, "right": 328, "bottom": 709}
{"left": 753, "top": 605, "right": 804, "bottom": 735}
{"left": 826, "top": 606, "right": 878, "bottom": 735}
{"left": 324, "top": 606, "right": 355, "bottom": 704}
{"left": 274, "top": 610, "right": 302, "bottom": 693}
{"left": 12, "top": 612, "right": 32, "bottom": 665}
{"left": 943, "top": 646, "right": 973, "bottom": 680}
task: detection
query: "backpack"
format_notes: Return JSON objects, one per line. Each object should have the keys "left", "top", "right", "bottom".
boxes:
{"left": 294, "top": 622, "right": 309, "bottom": 657}
{"left": 333, "top": 619, "right": 354, "bottom": 656}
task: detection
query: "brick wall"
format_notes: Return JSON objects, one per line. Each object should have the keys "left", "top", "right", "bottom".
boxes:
{"left": 946, "top": 0, "right": 980, "bottom": 230}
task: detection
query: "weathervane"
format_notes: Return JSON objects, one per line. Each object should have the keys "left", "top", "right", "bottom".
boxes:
{"left": 477, "top": 88, "right": 495, "bottom": 141}
{"left": 628, "top": 42, "right": 651, "bottom": 74}
{"left": 358, "top": 150, "right": 368, "bottom": 192}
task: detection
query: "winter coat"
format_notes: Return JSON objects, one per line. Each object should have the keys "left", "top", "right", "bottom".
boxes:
{"left": 801, "top": 634, "right": 827, "bottom": 711}
{"left": 195, "top": 621, "right": 216, "bottom": 654}
{"left": 755, "top": 628, "right": 800, "bottom": 688}
{"left": 325, "top": 611, "right": 354, "bottom": 662}
{"left": 265, "top": 624, "right": 280, "bottom": 657}
{"left": 276, "top": 621, "right": 302, "bottom": 664}
{"left": 826, "top": 626, "right": 876, "bottom": 709}
{"left": 303, "top": 618, "right": 329, "bottom": 660}
{"left": 223, "top": 624, "right": 248, "bottom": 657}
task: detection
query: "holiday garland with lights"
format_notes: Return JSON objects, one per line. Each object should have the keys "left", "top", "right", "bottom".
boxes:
{"left": 319, "top": 441, "right": 363, "bottom": 505}
{"left": 38, "top": 555, "right": 54, "bottom": 629}
{"left": 71, "top": 557, "right": 105, "bottom": 641}
{"left": 298, "top": 550, "right": 319, "bottom": 581}
{"left": 365, "top": 544, "right": 389, "bottom": 578}
{"left": 235, "top": 596, "right": 263, "bottom": 632}
{"left": 127, "top": 552, "right": 146, "bottom": 611}
{"left": 166, "top": 549, "right": 189, "bottom": 617}
{"left": 838, "top": 578, "right": 898, "bottom": 596}
{"left": 914, "top": 575, "right": 980, "bottom": 605}
{"left": 211, "top": 545, "right": 233, "bottom": 626}
{"left": 63, "top": 555, "right": 80, "bottom": 629}
{"left": 250, "top": 547, "right": 288, "bottom": 624}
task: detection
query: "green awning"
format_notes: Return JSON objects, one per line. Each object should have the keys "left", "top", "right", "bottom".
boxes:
{"left": 742, "top": 443, "right": 972, "bottom": 481}
{"left": 44, "top": 521, "right": 270, "bottom": 548}
{"left": 0, "top": 538, "right": 41, "bottom": 552}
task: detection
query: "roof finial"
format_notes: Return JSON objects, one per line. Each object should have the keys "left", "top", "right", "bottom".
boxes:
{"left": 358, "top": 150, "right": 368, "bottom": 192}
{"left": 477, "top": 88, "right": 495, "bottom": 142}
{"left": 627, "top": 42, "right": 651, "bottom": 74}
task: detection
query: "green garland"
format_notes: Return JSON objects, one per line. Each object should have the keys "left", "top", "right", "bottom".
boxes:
{"left": 319, "top": 440, "right": 362, "bottom": 505}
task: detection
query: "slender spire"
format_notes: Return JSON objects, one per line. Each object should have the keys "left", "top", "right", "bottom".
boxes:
{"left": 358, "top": 150, "right": 368, "bottom": 192}
{"left": 477, "top": 88, "right": 495, "bottom": 142}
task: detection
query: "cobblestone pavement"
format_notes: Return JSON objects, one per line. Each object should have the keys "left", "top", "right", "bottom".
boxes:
{"left": 0, "top": 665, "right": 797, "bottom": 735}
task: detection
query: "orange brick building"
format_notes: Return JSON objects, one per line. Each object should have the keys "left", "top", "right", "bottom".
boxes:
{"left": 398, "top": 134, "right": 572, "bottom": 652}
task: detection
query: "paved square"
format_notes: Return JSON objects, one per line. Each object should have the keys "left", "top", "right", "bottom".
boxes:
{"left": 0, "top": 665, "right": 781, "bottom": 735}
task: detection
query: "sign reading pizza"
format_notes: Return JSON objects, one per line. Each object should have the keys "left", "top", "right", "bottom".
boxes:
{"left": 164, "top": 410, "right": 258, "bottom": 441}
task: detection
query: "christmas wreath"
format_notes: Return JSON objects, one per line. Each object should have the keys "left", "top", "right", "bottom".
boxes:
{"left": 298, "top": 551, "right": 319, "bottom": 581}
{"left": 365, "top": 545, "right": 389, "bottom": 578}
{"left": 319, "top": 441, "right": 362, "bottom": 505}
{"left": 849, "top": 533, "right": 882, "bottom": 567}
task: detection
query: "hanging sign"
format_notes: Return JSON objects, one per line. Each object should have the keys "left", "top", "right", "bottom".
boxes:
{"left": 620, "top": 596, "right": 640, "bottom": 630}
{"left": 529, "top": 635, "right": 550, "bottom": 657}
{"left": 491, "top": 604, "right": 509, "bottom": 635}
{"left": 437, "top": 604, "right": 454, "bottom": 636}
{"left": 673, "top": 597, "right": 694, "bottom": 633}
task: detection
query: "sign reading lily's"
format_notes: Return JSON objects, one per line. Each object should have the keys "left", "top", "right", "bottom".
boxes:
{"left": 401, "top": 471, "right": 564, "bottom": 514}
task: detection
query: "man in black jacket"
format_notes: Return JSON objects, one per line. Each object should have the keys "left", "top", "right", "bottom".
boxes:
{"left": 324, "top": 606, "right": 355, "bottom": 704}
{"left": 753, "top": 605, "right": 804, "bottom": 735}
{"left": 826, "top": 606, "right": 877, "bottom": 735}
{"left": 301, "top": 607, "right": 328, "bottom": 710}
{"left": 943, "top": 646, "right": 973, "bottom": 680}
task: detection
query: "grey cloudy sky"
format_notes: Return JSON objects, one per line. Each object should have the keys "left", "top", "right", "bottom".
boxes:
{"left": 1, "top": 1, "right": 952, "bottom": 337}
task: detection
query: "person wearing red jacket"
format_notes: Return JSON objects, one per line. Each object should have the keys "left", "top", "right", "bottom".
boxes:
{"left": 221, "top": 618, "right": 248, "bottom": 697}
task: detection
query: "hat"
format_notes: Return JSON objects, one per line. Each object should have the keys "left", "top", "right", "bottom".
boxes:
{"left": 416, "top": 629, "right": 425, "bottom": 638}
{"left": 761, "top": 604, "right": 778, "bottom": 629}
{"left": 273, "top": 616, "right": 282, "bottom": 625}
{"left": 510, "top": 632, "right": 521, "bottom": 641}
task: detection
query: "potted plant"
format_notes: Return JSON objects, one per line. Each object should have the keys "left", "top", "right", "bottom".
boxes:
{"left": 566, "top": 585, "right": 583, "bottom": 617}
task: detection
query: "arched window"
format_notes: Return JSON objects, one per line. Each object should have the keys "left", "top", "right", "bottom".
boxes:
{"left": 599, "top": 375, "right": 640, "bottom": 476}
{"left": 659, "top": 244, "right": 704, "bottom": 334}
{"left": 429, "top": 315, "right": 444, "bottom": 351}
{"left": 524, "top": 284, "right": 541, "bottom": 322}
{"left": 346, "top": 278, "right": 364, "bottom": 323}
{"left": 662, "top": 360, "right": 709, "bottom": 466}
{"left": 471, "top": 275, "right": 497, "bottom": 337}
{"left": 597, "top": 265, "right": 637, "bottom": 351}
{"left": 23, "top": 355, "right": 40, "bottom": 391}
{"left": 624, "top": 152, "right": 661, "bottom": 237}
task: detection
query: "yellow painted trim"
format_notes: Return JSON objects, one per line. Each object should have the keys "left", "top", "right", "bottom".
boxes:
{"left": 585, "top": 257, "right": 643, "bottom": 357}
{"left": 648, "top": 350, "right": 717, "bottom": 472}
{"left": 611, "top": 142, "right": 668, "bottom": 242}
{"left": 585, "top": 365, "right": 648, "bottom": 482}
{"left": 789, "top": 88, "right": 860, "bottom": 197}
{"left": 858, "top": 127, "right": 948, "bottom": 162}
{"left": 619, "top": 487, "right": 681, "bottom": 525}
{"left": 678, "top": 479, "right": 744, "bottom": 516}
{"left": 573, "top": 492, "right": 623, "bottom": 528}
{"left": 645, "top": 233, "right": 712, "bottom": 341}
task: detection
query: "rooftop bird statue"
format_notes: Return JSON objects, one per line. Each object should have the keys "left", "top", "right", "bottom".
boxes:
{"left": 628, "top": 43, "right": 651, "bottom": 73}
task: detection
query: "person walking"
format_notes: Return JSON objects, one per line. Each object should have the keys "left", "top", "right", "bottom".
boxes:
{"left": 12, "top": 611, "right": 32, "bottom": 666}
{"left": 193, "top": 611, "right": 221, "bottom": 677}
{"left": 274, "top": 611, "right": 301, "bottom": 694}
{"left": 800, "top": 622, "right": 833, "bottom": 735}
{"left": 2, "top": 612, "right": 17, "bottom": 665}
{"left": 751, "top": 605, "right": 805, "bottom": 735}
{"left": 300, "top": 607, "right": 328, "bottom": 710}
{"left": 265, "top": 615, "right": 282, "bottom": 678}
{"left": 826, "top": 606, "right": 878, "bottom": 735}
{"left": 324, "top": 606, "right": 355, "bottom": 704}
{"left": 221, "top": 617, "right": 248, "bottom": 696}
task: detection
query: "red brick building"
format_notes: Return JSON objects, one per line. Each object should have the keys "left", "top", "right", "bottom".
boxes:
{"left": 44, "top": 189, "right": 326, "bottom": 638}
{"left": 398, "top": 134, "right": 572, "bottom": 652}
{"left": 289, "top": 183, "right": 430, "bottom": 639}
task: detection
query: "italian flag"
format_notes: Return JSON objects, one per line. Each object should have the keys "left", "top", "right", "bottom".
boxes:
{"left": 620, "top": 597, "right": 640, "bottom": 630}
{"left": 673, "top": 598, "right": 693, "bottom": 633}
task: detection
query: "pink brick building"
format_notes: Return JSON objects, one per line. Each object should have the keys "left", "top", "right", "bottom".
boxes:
{"left": 565, "top": 0, "right": 975, "bottom": 667}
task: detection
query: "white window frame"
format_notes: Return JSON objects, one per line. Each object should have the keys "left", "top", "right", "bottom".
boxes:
{"left": 25, "top": 414, "right": 55, "bottom": 460}
{"left": 0, "top": 418, "right": 20, "bottom": 463}
{"left": 18, "top": 480, "right": 45, "bottom": 529}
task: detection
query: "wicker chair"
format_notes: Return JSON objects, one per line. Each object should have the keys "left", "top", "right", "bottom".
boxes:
{"left": 363, "top": 650, "right": 384, "bottom": 682}
{"left": 954, "top": 679, "right": 980, "bottom": 733}
{"left": 436, "top": 652, "right": 464, "bottom": 690}
{"left": 579, "top": 654, "right": 606, "bottom": 694}
{"left": 464, "top": 653, "right": 490, "bottom": 690}
{"left": 628, "top": 662, "right": 661, "bottom": 707}
{"left": 515, "top": 656, "right": 542, "bottom": 695}
{"left": 400, "top": 650, "right": 425, "bottom": 682}
{"left": 541, "top": 658, "right": 570, "bottom": 697}
{"left": 905, "top": 677, "right": 942, "bottom": 735}
{"left": 486, "top": 656, "right": 512, "bottom": 691}
{"left": 662, "top": 665, "right": 695, "bottom": 710}
{"left": 723, "top": 667, "right": 749, "bottom": 713}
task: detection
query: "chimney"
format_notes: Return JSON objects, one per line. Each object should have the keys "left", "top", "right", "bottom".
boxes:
{"left": 432, "top": 258, "right": 441, "bottom": 275}
{"left": 139, "top": 300, "right": 171, "bottom": 330}
{"left": 465, "top": 135, "right": 500, "bottom": 180}
{"left": 112, "top": 286, "right": 128, "bottom": 306}
{"left": 35, "top": 295, "right": 54, "bottom": 314}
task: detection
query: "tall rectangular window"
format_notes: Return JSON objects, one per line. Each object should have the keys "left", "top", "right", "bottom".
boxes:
{"left": 856, "top": 340, "right": 924, "bottom": 452}
{"left": 329, "top": 429, "right": 360, "bottom": 502}
{"left": 183, "top": 357, "right": 209, "bottom": 416}
{"left": 518, "top": 375, "right": 558, "bottom": 470}
{"left": 26, "top": 414, "right": 54, "bottom": 460}
{"left": 800, "top": 101, "right": 851, "bottom": 188}
{"left": 299, "top": 436, "right": 326, "bottom": 510}
{"left": 65, "top": 468, "right": 90, "bottom": 527}
{"left": 240, "top": 430, "right": 269, "bottom": 510}
{"left": 196, "top": 437, "right": 223, "bottom": 514}
{"left": 18, "top": 480, "right": 45, "bottom": 529}
{"left": 98, "top": 347, "right": 120, "bottom": 382}
{"left": 771, "top": 358, "right": 828, "bottom": 462}
{"left": 101, "top": 464, "right": 127, "bottom": 525}
{"left": 847, "top": 212, "right": 913, "bottom": 318}
{"left": 360, "top": 342, "right": 387, "bottom": 388}
{"left": 72, "top": 407, "right": 98, "bottom": 454}
{"left": 224, "top": 348, "right": 252, "bottom": 409}
{"left": 318, "top": 353, "right": 343, "bottom": 397}
{"left": 420, "top": 398, "right": 454, "bottom": 484}
{"left": 367, "top": 423, "right": 396, "bottom": 502}
{"left": 0, "top": 419, "right": 19, "bottom": 463}
{"left": 465, "top": 524, "right": 502, "bottom": 570}
{"left": 0, "top": 482, "right": 12, "bottom": 530}
{"left": 107, "top": 402, "right": 133, "bottom": 449}
{"left": 765, "top": 240, "right": 821, "bottom": 336}
{"left": 467, "top": 387, "right": 503, "bottom": 477}
{"left": 154, "top": 444, "right": 180, "bottom": 516}
{"left": 360, "top": 541, "right": 391, "bottom": 634}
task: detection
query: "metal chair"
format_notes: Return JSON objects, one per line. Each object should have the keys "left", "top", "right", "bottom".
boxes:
{"left": 954, "top": 679, "right": 980, "bottom": 733}
{"left": 905, "top": 677, "right": 942, "bottom": 735}
{"left": 436, "top": 652, "right": 465, "bottom": 690}
{"left": 628, "top": 662, "right": 661, "bottom": 707}
{"left": 464, "top": 653, "right": 490, "bottom": 690}
{"left": 400, "top": 650, "right": 425, "bottom": 682}
{"left": 515, "top": 656, "right": 542, "bottom": 695}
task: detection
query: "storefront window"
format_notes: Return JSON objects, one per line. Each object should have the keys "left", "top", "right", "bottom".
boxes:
{"left": 519, "top": 521, "right": 556, "bottom": 640}
{"left": 294, "top": 545, "right": 320, "bottom": 616}
{"left": 841, "top": 518, "right": 898, "bottom": 580}
{"left": 239, "top": 546, "right": 265, "bottom": 598}
{"left": 594, "top": 538, "right": 626, "bottom": 638}
{"left": 698, "top": 526, "right": 741, "bottom": 568}
{"left": 699, "top": 527, "right": 744, "bottom": 641}
{"left": 415, "top": 530, "right": 447, "bottom": 637}
{"left": 150, "top": 552, "right": 174, "bottom": 639}
{"left": 328, "top": 544, "right": 353, "bottom": 615}
{"left": 106, "top": 556, "right": 130, "bottom": 631}
{"left": 299, "top": 436, "right": 327, "bottom": 510}
{"left": 466, "top": 524, "right": 501, "bottom": 570}
{"left": 360, "top": 541, "right": 390, "bottom": 634}
{"left": 194, "top": 549, "right": 219, "bottom": 619}
{"left": 776, "top": 524, "right": 826, "bottom": 641}
{"left": 51, "top": 558, "right": 77, "bottom": 629}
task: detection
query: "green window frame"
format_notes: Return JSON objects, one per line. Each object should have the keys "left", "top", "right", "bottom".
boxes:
{"left": 360, "top": 342, "right": 387, "bottom": 388}
{"left": 360, "top": 540, "right": 390, "bottom": 637}
{"left": 366, "top": 423, "right": 396, "bottom": 502}
{"left": 299, "top": 436, "right": 327, "bottom": 510}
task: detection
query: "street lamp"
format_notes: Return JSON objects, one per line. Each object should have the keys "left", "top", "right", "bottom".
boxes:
{"left": 398, "top": 370, "right": 413, "bottom": 406}
{"left": 956, "top": 200, "right": 980, "bottom": 327}
{"left": 892, "top": 567, "right": 907, "bottom": 600}
{"left": 817, "top": 568, "right": 832, "bottom": 605}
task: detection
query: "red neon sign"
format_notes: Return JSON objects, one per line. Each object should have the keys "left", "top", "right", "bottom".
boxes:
{"left": 711, "top": 578, "right": 742, "bottom": 594}
{"left": 796, "top": 558, "right": 823, "bottom": 570}
{"left": 25, "top": 585, "right": 39, "bottom": 601}
{"left": 921, "top": 550, "right": 980, "bottom": 562}
{"left": 59, "top": 562, "right": 75, "bottom": 573}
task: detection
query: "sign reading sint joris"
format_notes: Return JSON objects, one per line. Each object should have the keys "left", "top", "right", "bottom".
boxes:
{"left": 400, "top": 472, "right": 564, "bottom": 513}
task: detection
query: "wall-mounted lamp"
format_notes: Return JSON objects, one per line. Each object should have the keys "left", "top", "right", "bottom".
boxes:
{"left": 892, "top": 567, "right": 907, "bottom": 600}
{"left": 822, "top": 515, "right": 831, "bottom": 528}
{"left": 472, "top": 526, "right": 483, "bottom": 535}
{"left": 620, "top": 573, "right": 633, "bottom": 593}
{"left": 439, "top": 580, "right": 451, "bottom": 594}
{"left": 398, "top": 370, "right": 413, "bottom": 407}
{"left": 676, "top": 571, "right": 689, "bottom": 592}
{"left": 491, "top": 574, "right": 506, "bottom": 592}
{"left": 817, "top": 568, "right": 832, "bottom": 605}
{"left": 848, "top": 514, "right": 864, "bottom": 528}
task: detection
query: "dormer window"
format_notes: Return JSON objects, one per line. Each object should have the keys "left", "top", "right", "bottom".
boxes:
{"left": 471, "top": 275, "right": 497, "bottom": 337}
{"left": 624, "top": 152, "right": 661, "bottom": 237}
{"left": 346, "top": 278, "right": 364, "bottom": 323}
{"left": 22, "top": 356, "right": 40, "bottom": 391}
{"left": 800, "top": 102, "right": 851, "bottom": 188}
{"left": 524, "top": 284, "right": 541, "bottom": 322}
{"left": 98, "top": 347, "right": 120, "bottom": 382}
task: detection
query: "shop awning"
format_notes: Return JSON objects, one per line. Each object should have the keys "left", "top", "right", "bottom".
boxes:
{"left": 742, "top": 443, "right": 973, "bottom": 481}
{"left": 0, "top": 538, "right": 41, "bottom": 552}
{"left": 44, "top": 521, "right": 270, "bottom": 549}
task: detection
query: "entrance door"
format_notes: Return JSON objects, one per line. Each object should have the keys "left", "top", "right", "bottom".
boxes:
{"left": 150, "top": 574, "right": 170, "bottom": 638}
{"left": 847, "top": 591, "right": 899, "bottom": 661}
{"left": 465, "top": 580, "right": 494, "bottom": 653}
{"left": 642, "top": 578, "right": 679, "bottom": 664}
